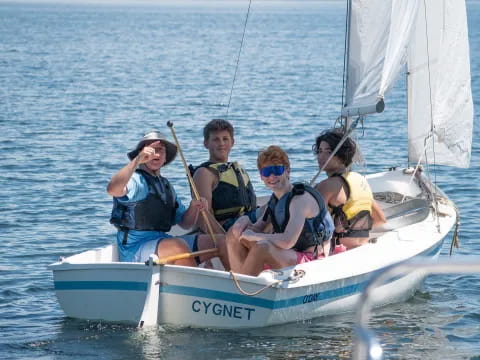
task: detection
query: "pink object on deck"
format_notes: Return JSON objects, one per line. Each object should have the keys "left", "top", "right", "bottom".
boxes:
{"left": 332, "top": 244, "right": 347, "bottom": 254}
{"left": 296, "top": 251, "right": 324, "bottom": 264}
{"left": 262, "top": 250, "right": 324, "bottom": 270}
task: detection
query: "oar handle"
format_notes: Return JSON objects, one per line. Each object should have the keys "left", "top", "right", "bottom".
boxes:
{"left": 155, "top": 248, "right": 218, "bottom": 265}
{"left": 167, "top": 121, "right": 201, "bottom": 200}
{"left": 167, "top": 122, "right": 224, "bottom": 246}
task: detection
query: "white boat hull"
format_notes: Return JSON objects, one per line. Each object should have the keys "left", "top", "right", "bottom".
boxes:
{"left": 49, "top": 169, "right": 457, "bottom": 328}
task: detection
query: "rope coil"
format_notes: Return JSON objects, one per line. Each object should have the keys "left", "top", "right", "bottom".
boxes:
{"left": 229, "top": 269, "right": 306, "bottom": 297}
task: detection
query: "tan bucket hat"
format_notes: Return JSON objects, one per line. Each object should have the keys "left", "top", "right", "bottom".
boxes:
{"left": 127, "top": 131, "right": 177, "bottom": 165}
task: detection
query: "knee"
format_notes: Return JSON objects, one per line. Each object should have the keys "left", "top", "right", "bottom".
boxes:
{"left": 166, "top": 237, "right": 190, "bottom": 253}
{"left": 225, "top": 229, "right": 238, "bottom": 246}
{"left": 340, "top": 237, "right": 368, "bottom": 249}
{"left": 250, "top": 240, "right": 271, "bottom": 256}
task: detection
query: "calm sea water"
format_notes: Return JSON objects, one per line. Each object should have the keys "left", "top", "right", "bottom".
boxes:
{"left": 1, "top": 1, "right": 479, "bottom": 359}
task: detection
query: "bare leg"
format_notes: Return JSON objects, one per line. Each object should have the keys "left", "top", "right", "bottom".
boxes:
{"left": 225, "top": 229, "right": 249, "bottom": 273}
{"left": 240, "top": 241, "right": 297, "bottom": 276}
{"left": 156, "top": 238, "right": 196, "bottom": 267}
{"left": 196, "top": 234, "right": 229, "bottom": 270}
{"left": 340, "top": 236, "right": 369, "bottom": 250}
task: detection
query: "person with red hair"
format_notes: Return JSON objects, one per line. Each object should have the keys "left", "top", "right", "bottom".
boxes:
{"left": 226, "top": 145, "right": 334, "bottom": 276}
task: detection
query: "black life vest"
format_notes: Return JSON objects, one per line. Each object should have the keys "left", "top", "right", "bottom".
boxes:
{"left": 190, "top": 161, "right": 256, "bottom": 221}
{"left": 262, "top": 183, "right": 334, "bottom": 254}
{"left": 110, "top": 169, "right": 177, "bottom": 232}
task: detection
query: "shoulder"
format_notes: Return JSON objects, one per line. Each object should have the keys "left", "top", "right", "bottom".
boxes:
{"left": 315, "top": 177, "right": 344, "bottom": 204}
{"left": 289, "top": 184, "right": 317, "bottom": 206}
{"left": 315, "top": 176, "right": 344, "bottom": 193}
{"left": 130, "top": 171, "right": 148, "bottom": 188}
{"left": 193, "top": 166, "right": 218, "bottom": 181}
{"left": 288, "top": 190, "right": 319, "bottom": 220}
{"left": 120, "top": 172, "right": 148, "bottom": 203}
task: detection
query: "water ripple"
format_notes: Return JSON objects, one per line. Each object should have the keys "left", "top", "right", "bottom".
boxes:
{"left": 0, "top": 1, "right": 479, "bottom": 360}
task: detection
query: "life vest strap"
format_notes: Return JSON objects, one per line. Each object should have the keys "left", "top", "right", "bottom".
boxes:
{"left": 122, "top": 230, "right": 129, "bottom": 245}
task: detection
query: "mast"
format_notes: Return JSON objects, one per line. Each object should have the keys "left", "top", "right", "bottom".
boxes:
{"left": 343, "top": 0, "right": 353, "bottom": 131}
{"left": 406, "top": 69, "right": 411, "bottom": 168}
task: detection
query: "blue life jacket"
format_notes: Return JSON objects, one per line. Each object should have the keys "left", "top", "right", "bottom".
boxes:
{"left": 263, "top": 183, "right": 334, "bottom": 254}
{"left": 110, "top": 169, "right": 177, "bottom": 232}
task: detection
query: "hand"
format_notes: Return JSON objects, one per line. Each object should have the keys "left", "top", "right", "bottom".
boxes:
{"left": 240, "top": 237, "right": 256, "bottom": 249}
{"left": 135, "top": 141, "right": 162, "bottom": 164}
{"left": 190, "top": 197, "right": 208, "bottom": 213}
{"left": 239, "top": 229, "right": 261, "bottom": 242}
{"left": 230, "top": 216, "right": 250, "bottom": 239}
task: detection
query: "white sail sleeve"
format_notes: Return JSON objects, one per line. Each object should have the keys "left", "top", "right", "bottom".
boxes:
{"left": 408, "top": 0, "right": 473, "bottom": 168}
{"left": 345, "top": 0, "right": 419, "bottom": 113}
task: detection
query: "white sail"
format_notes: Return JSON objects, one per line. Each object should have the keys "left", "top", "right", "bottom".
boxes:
{"left": 344, "top": 0, "right": 419, "bottom": 114}
{"left": 407, "top": 0, "right": 473, "bottom": 168}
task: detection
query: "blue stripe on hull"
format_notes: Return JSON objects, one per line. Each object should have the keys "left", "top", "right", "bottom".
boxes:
{"left": 52, "top": 240, "right": 444, "bottom": 309}
{"left": 160, "top": 239, "right": 444, "bottom": 309}
{"left": 54, "top": 281, "right": 148, "bottom": 291}
{"left": 160, "top": 280, "right": 367, "bottom": 310}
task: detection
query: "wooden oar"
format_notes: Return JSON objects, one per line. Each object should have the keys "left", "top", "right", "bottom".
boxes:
{"left": 155, "top": 248, "right": 218, "bottom": 265}
{"left": 138, "top": 139, "right": 223, "bottom": 327}
{"left": 167, "top": 121, "right": 220, "bottom": 252}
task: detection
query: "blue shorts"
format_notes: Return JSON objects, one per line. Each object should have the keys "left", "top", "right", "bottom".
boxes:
{"left": 180, "top": 234, "right": 198, "bottom": 251}
{"left": 135, "top": 234, "right": 198, "bottom": 262}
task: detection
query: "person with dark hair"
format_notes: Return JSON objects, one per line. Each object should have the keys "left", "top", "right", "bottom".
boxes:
{"left": 192, "top": 119, "right": 257, "bottom": 233}
{"left": 313, "top": 129, "right": 386, "bottom": 250}
{"left": 225, "top": 146, "right": 334, "bottom": 276}
{"left": 107, "top": 131, "right": 207, "bottom": 265}
{"left": 189, "top": 119, "right": 258, "bottom": 269}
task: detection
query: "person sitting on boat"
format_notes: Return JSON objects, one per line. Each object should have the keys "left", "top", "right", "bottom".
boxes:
{"left": 225, "top": 145, "right": 334, "bottom": 276}
{"left": 107, "top": 131, "right": 207, "bottom": 265}
{"left": 189, "top": 119, "right": 258, "bottom": 269}
{"left": 313, "top": 129, "right": 386, "bottom": 250}
{"left": 190, "top": 118, "right": 257, "bottom": 232}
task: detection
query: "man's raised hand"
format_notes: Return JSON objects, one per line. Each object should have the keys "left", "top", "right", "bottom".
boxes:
{"left": 135, "top": 141, "right": 161, "bottom": 164}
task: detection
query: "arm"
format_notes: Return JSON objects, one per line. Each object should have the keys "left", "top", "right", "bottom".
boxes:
{"left": 178, "top": 198, "right": 208, "bottom": 229}
{"left": 192, "top": 167, "right": 225, "bottom": 234}
{"left": 230, "top": 207, "right": 269, "bottom": 240}
{"left": 371, "top": 200, "right": 386, "bottom": 227}
{"left": 240, "top": 195, "right": 309, "bottom": 250}
{"left": 106, "top": 141, "right": 161, "bottom": 197}
{"left": 248, "top": 204, "right": 270, "bottom": 233}
{"left": 107, "top": 158, "right": 140, "bottom": 197}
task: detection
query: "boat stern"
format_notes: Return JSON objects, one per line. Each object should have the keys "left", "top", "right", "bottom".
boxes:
{"left": 48, "top": 245, "right": 152, "bottom": 324}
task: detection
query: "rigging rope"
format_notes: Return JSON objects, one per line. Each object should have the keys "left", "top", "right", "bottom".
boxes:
{"left": 340, "top": 0, "right": 351, "bottom": 112}
{"left": 421, "top": 0, "right": 440, "bottom": 231}
{"left": 225, "top": 0, "right": 253, "bottom": 119}
{"left": 309, "top": 116, "right": 361, "bottom": 186}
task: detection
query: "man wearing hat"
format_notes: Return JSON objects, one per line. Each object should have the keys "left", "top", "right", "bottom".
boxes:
{"left": 107, "top": 131, "right": 207, "bottom": 265}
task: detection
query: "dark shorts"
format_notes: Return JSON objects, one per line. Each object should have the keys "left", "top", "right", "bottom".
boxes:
{"left": 221, "top": 209, "right": 258, "bottom": 231}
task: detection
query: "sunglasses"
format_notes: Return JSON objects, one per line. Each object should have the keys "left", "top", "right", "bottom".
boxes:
{"left": 260, "top": 165, "right": 286, "bottom": 177}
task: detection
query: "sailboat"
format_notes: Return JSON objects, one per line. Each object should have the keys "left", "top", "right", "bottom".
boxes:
{"left": 48, "top": 0, "right": 473, "bottom": 328}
